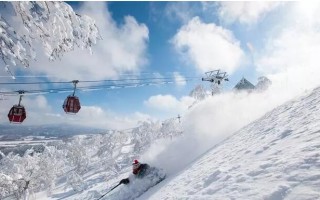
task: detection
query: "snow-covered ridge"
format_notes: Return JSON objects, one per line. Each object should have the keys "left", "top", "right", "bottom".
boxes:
{"left": 145, "top": 86, "right": 320, "bottom": 199}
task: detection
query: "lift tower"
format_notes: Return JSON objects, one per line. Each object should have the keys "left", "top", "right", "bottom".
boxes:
{"left": 202, "top": 69, "right": 229, "bottom": 95}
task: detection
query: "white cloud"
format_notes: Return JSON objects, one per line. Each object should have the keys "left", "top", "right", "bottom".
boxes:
{"left": 164, "top": 2, "right": 199, "bottom": 24}
{"left": 13, "top": 2, "right": 149, "bottom": 81}
{"left": 63, "top": 107, "right": 151, "bottom": 130}
{"left": 145, "top": 95, "right": 178, "bottom": 110}
{"left": 62, "top": 106, "right": 151, "bottom": 129}
{"left": 172, "top": 17, "right": 245, "bottom": 74}
{"left": 144, "top": 94, "right": 194, "bottom": 115}
{"left": 173, "top": 72, "right": 186, "bottom": 86}
{"left": 33, "top": 95, "right": 50, "bottom": 110}
{"left": 256, "top": 1, "right": 320, "bottom": 95}
{"left": 218, "top": 2, "right": 281, "bottom": 25}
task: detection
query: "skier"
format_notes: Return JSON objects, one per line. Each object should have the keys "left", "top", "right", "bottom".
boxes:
{"left": 119, "top": 159, "right": 150, "bottom": 185}
{"left": 98, "top": 159, "right": 165, "bottom": 199}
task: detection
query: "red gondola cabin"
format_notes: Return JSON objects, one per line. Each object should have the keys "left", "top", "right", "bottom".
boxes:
{"left": 63, "top": 95, "right": 81, "bottom": 114}
{"left": 8, "top": 105, "right": 26, "bottom": 123}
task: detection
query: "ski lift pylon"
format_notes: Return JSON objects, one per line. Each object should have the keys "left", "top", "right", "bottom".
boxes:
{"left": 63, "top": 80, "right": 81, "bottom": 114}
{"left": 8, "top": 91, "right": 26, "bottom": 123}
{"left": 202, "top": 69, "right": 229, "bottom": 96}
{"left": 201, "top": 69, "right": 229, "bottom": 85}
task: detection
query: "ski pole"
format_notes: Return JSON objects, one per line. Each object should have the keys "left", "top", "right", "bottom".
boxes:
{"left": 97, "top": 182, "right": 121, "bottom": 200}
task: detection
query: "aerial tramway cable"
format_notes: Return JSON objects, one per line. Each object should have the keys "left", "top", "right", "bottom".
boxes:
{"left": 0, "top": 74, "right": 200, "bottom": 124}
{"left": 0, "top": 77, "right": 199, "bottom": 96}
{"left": 0, "top": 76, "right": 199, "bottom": 85}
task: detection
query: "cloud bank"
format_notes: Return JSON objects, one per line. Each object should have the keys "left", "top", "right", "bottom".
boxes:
{"left": 256, "top": 1, "right": 320, "bottom": 95}
{"left": 218, "top": 2, "right": 281, "bottom": 25}
{"left": 144, "top": 94, "right": 194, "bottom": 116}
{"left": 172, "top": 17, "right": 245, "bottom": 74}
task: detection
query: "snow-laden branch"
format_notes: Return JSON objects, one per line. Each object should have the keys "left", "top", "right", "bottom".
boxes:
{"left": 0, "top": 2, "right": 101, "bottom": 68}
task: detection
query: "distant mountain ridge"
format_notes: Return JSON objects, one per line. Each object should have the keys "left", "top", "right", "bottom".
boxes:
{"left": 0, "top": 124, "right": 105, "bottom": 140}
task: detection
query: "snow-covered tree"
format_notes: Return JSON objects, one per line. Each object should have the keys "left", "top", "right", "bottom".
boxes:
{"left": 255, "top": 76, "right": 272, "bottom": 91}
{"left": 95, "top": 133, "right": 121, "bottom": 175}
{"left": 211, "top": 84, "right": 221, "bottom": 95}
{"left": 132, "top": 120, "right": 162, "bottom": 155}
{"left": 66, "top": 171, "right": 86, "bottom": 192}
{"left": 131, "top": 119, "right": 183, "bottom": 155}
{"left": 36, "top": 146, "right": 65, "bottom": 195}
{"left": 0, "top": 145, "right": 66, "bottom": 199}
{"left": 65, "top": 136, "right": 89, "bottom": 175}
{"left": 160, "top": 117, "right": 183, "bottom": 140}
{"left": 0, "top": 2, "right": 100, "bottom": 68}
{"left": 0, "top": 172, "right": 17, "bottom": 199}
{"left": 0, "top": 149, "right": 40, "bottom": 199}
{"left": 189, "top": 84, "right": 207, "bottom": 101}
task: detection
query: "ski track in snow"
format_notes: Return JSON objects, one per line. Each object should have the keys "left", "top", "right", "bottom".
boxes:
{"left": 143, "top": 87, "right": 320, "bottom": 200}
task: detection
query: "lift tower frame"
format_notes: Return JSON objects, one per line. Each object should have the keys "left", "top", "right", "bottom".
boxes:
{"left": 202, "top": 69, "right": 229, "bottom": 95}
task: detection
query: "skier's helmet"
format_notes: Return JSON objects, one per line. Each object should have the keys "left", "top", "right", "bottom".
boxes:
{"left": 132, "top": 159, "right": 141, "bottom": 174}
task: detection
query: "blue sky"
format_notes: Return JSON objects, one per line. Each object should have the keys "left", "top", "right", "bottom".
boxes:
{"left": 1, "top": 2, "right": 320, "bottom": 130}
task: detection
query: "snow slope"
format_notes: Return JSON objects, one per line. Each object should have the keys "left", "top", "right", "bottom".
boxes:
{"left": 140, "top": 87, "right": 320, "bottom": 199}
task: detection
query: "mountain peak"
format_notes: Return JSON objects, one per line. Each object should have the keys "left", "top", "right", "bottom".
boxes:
{"left": 234, "top": 77, "right": 255, "bottom": 91}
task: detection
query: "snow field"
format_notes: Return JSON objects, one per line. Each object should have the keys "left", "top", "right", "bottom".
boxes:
{"left": 145, "top": 87, "right": 320, "bottom": 200}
